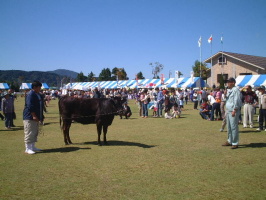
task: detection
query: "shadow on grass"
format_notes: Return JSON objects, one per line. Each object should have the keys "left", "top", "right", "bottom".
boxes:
{"left": 119, "top": 118, "right": 138, "bottom": 120}
{"left": 239, "top": 130, "right": 261, "bottom": 133}
{"left": 0, "top": 126, "right": 24, "bottom": 131}
{"left": 239, "top": 143, "right": 266, "bottom": 148}
{"left": 39, "top": 146, "right": 91, "bottom": 153}
{"left": 43, "top": 122, "right": 59, "bottom": 125}
{"left": 78, "top": 140, "right": 157, "bottom": 148}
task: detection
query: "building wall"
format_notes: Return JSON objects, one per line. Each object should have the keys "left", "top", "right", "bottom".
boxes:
{"left": 207, "top": 56, "right": 261, "bottom": 87}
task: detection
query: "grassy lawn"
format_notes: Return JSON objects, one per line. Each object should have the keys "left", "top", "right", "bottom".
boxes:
{"left": 0, "top": 96, "right": 265, "bottom": 200}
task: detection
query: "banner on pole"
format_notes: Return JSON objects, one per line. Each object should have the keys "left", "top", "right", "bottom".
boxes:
{"left": 135, "top": 75, "right": 139, "bottom": 86}
{"left": 190, "top": 71, "right": 194, "bottom": 84}
{"left": 198, "top": 36, "right": 202, "bottom": 47}
{"left": 161, "top": 74, "right": 164, "bottom": 85}
{"left": 175, "top": 71, "right": 179, "bottom": 85}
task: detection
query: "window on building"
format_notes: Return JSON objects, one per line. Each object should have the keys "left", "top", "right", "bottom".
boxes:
{"left": 239, "top": 73, "right": 252, "bottom": 75}
{"left": 217, "top": 74, "right": 228, "bottom": 83}
{"left": 218, "top": 56, "right": 226, "bottom": 64}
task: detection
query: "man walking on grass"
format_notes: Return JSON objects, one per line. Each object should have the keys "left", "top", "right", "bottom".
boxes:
{"left": 222, "top": 78, "right": 242, "bottom": 149}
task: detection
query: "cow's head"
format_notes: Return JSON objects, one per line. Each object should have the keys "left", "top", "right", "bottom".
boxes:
{"left": 112, "top": 97, "right": 127, "bottom": 115}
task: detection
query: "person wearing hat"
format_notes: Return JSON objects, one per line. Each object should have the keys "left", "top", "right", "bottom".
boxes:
{"left": 23, "top": 81, "right": 44, "bottom": 154}
{"left": 240, "top": 85, "right": 258, "bottom": 128}
{"left": 222, "top": 77, "right": 242, "bottom": 149}
{"left": 1, "top": 92, "right": 15, "bottom": 129}
{"left": 256, "top": 85, "right": 266, "bottom": 131}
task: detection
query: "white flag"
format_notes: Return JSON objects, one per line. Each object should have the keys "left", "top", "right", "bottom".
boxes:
{"left": 208, "top": 35, "right": 212, "bottom": 43}
{"left": 190, "top": 71, "right": 194, "bottom": 84}
{"left": 198, "top": 36, "right": 202, "bottom": 47}
{"left": 175, "top": 71, "right": 179, "bottom": 84}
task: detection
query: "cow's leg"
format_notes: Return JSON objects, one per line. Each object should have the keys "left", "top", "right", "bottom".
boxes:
{"left": 103, "top": 125, "right": 109, "bottom": 145}
{"left": 96, "top": 124, "right": 102, "bottom": 146}
{"left": 66, "top": 123, "right": 72, "bottom": 144}
{"left": 63, "top": 120, "right": 72, "bottom": 145}
{"left": 63, "top": 122, "right": 69, "bottom": 145}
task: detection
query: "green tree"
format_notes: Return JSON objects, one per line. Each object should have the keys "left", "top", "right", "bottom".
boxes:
{"left": 88, "top": 71, "right": 95, "bottom": 82}
{"left": 192, "top": 60, "right": 208, "bottom": 80}
{"left": 18, "top": 76, "right": 25, "bottom": 84}
{"left": 112, "top": 67, "right": 128, "bottom": 80}
{"left": 8, "top": 80, "right": 19, "bottom": 91}
{"left": 76, "top": 72, "right": 87, "bottom": 82}
{"left": 136, "top": 71, "right": 145, "bottom": 79}
{"left": 99, "top": 68, "right": 112, "bottom": 81}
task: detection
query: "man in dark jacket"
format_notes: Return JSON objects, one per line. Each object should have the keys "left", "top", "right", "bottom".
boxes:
{"left": 2, "top": 92, "right": 15, "bottom": 129}
{"left": 23, "top": 81, "right": 44, "bottom": 154}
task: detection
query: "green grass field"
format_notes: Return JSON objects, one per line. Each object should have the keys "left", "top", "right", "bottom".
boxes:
{"left": 0, "top": 97, "right": 265, "bottom": 200}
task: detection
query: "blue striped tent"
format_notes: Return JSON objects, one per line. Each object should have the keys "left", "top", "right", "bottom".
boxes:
{"left": 65, "top": 77, "right": 207, "bottom": 90}
{"left": 236, "top": 75, "right": 266, "bottom": 87}
{"left": 167, "top": 77, "right": 207, "bottom": 88}
{"left": 20, "top": 83, "right": 49, "bottom": 90}
{"left": 20, "top": 83, "right": 32, "bottom": 90}
{"left": 42, "top": 83, "right": 49, "bottom": 89}
{"left": 0, "top": 83, "right": 10, "bottom": 90}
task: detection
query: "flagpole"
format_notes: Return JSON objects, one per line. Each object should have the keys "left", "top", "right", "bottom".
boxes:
{"left": 211, "top": 38, "right": 213, "bottom": 87}
{"left": 221, "top": 34, "right": 224, "bottom": 76}
{"left": 200, "top": 37, "right": 202, "bottom": 78}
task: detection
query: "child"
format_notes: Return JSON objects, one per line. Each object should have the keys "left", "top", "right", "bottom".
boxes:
{"left": 172, "top": 103, "right": 181, "bottom": 118}
{"left": 153, "top": 100, "right": 158, "bottom": 117}
{"left": 164, "top": 108, "right": 173, "bottom": 119}
{"left": 149, "top": 100, "right": 158, "bottom": 117}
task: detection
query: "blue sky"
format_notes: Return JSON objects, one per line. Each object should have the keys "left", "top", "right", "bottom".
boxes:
{"left": 0, "top": 0, "right": 266, "bottom": 80}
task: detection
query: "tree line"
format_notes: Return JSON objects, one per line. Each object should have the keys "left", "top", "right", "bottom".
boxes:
{"left": 76, "top": 67, "right": 146, "bottom": 82}
{"left": 76, "top": 61, "right": 208, "bottom": 82}
{"left": 1, "top": 60, "right": 209, "bottom": 91}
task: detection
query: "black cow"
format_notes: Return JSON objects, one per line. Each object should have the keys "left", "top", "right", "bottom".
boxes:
{"left": 59, "top": 96, "right": 126, "bottom": 145}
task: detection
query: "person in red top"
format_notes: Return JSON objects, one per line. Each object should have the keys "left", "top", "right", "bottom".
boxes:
{"left": 241, "top": 85, "right": 258, "bottom": 128}
{"left": 199, "top": 100, "right": 211, "bottom": 120}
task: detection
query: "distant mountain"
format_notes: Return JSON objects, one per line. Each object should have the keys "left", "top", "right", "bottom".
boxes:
{"left": 47, "top": 69, "right": 78, "bottom": 79}
{"left": 0, "top": 70, "right": 67, "bottom": 88}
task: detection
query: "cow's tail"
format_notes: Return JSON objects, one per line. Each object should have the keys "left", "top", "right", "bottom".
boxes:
{"left": 58, "top": 97, "right": 63, "bottom": 131}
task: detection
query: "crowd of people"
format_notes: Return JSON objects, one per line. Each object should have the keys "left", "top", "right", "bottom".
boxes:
{"left": 1, "top": 78, "right": 266, "bottom": 153}
{"left": 197, "top": 81, "right": 266, "bottom": 132}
